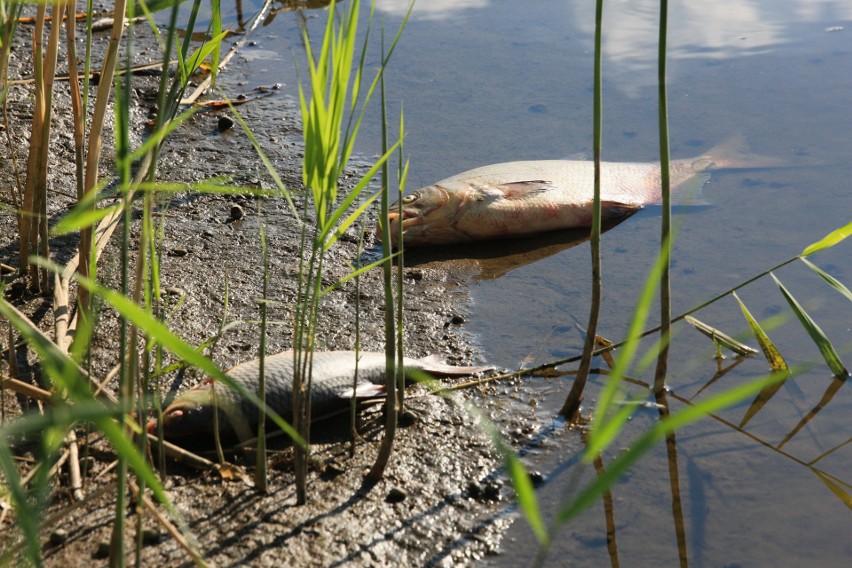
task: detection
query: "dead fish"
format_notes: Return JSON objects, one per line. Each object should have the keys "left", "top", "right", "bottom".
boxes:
{"left": 146, "top": 351, "right": 490, "bottom": 443}
{"left": 386, "top": 138, "right": 781, "bottom": 246}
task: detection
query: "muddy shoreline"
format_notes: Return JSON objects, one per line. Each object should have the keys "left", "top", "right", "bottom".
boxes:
{"left": 0, "top": 15, "right": 565, "bottom": 568}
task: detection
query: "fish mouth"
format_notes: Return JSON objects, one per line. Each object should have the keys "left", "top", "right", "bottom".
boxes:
{"left": 380, "top": 206, "right": 428, "bottom": 246}
{"left": 386, "top": 207, "right": 425, "bottom": 230}
{"left": 381, "top": 186, "right": 456, "bottom": 246}
{"left": 146, "top": 406, "right": 188, "bottom": 436}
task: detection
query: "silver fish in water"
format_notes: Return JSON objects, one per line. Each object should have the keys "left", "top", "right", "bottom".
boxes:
{"left": 386, "top": 139, "right": 780, "bottom": 246}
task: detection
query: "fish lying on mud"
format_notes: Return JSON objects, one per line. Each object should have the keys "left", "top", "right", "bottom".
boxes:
{"left": 147, "top": 351, "right": 491, "bottom": 443}
{"left": 386, "top": 139, "right": 781, "bottom": 246}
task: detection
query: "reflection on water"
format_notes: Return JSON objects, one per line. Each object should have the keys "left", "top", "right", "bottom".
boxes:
{"left": 566, "top": 0, "right": 852, "bottom": 95}
{"left": 400, "top": 218, "right": 633, "bottom": 281}
{"left": 376, "top": 0, "right": 488, "bottom": 20}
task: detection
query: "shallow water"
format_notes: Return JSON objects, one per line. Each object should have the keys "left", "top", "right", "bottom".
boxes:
{"left": 205, "top": 0, "right": 850, "bottom": 565}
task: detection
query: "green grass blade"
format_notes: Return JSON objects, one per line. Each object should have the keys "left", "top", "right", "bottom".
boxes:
{"left": 799, "top": 257, "right": 852, "bottom": 303}
{"left": 771, "top": 273, "right": 849, "bottom": 379}
{"left": 319, "top": 140, "right": 402, "bottom": 248}
{"left": 225, "top": 99, "right": 298, "bottom": 217}
{"left": 811, "top": 469, "right": 852, "bottom": 508}
{"left": 733, "top": 292, "right": 788, "bottom": 373}
{"left": 801, "top": 221, "right": 852, "bottom": 257}
{"left": 684, "top": 315, "right": 759, "bottom": 357}
{"left": 53, "top": 203, "right": 123, "bottom": 235}
{"left": 181, "top": 32, "right": 228, "bottom": 78}
{"left": 339, "top": 1, "right": 412, "bottom": 171}
{"left": 0, "top": 437, "right": 41, "bottom": 564}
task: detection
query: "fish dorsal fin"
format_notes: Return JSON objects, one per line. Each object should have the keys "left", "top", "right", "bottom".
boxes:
{"left": 670, "top": 173, "right": 712, "bottom": 206}
{"left": 600, "top": 201, "right": 643, "bottom": 219}
{"left": 483, "top": 180, "right": 553, "bottom": 200}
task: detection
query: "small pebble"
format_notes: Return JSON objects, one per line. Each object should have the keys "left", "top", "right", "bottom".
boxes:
{"left": 217, "top": 115, "right": 235, "bottom": 132}
{"left": 49, "top": 529, "right": 68, "bottom": 545}
{"left": 528, "top": 470, "right": 545, "bottom": 487}
{"left": 386, "top": 487, "right": 407, "bottom": 503}
{"left": 170, "top": 247, "right": 188, "bottom": 257}
{"left": 93, "top": 539, "right": 110, "bottom": 559}
{"left": 405, "top": 268, "right": 424, "bottom": 281}
{"left": 449, "top": 314, "right": 465, "bottom": 325}
{"left": 142, "top": 528, "right": 162, "bottom": 546}
{"left": 399, "top": 410, "right": 418, "bottom": 427}
{"left": 467, "top": 481, "right": 483, "bottom": 499}
{"left": 482, "top": 479, "right": 503, "bottom": 501}
{"left": 320, "top": 462, "right": 345, "bottom": 480}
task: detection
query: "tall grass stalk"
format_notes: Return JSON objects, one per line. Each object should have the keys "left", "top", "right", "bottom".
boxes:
{"left": 560, "top": 0, "right": 604, "bottom": 420}
{"left": 653, "top": 0, "right": 672, "bottom": 398}
{"left": 108, "top": 10, "right": 136, "bottom": 562}
{"left": 293, "top": 0, "right": 409, "bottom": 499}
{"left": 511, "top": 223, "right": 850, "bottom": 558}
{"left": 367, "top": 44, "right": 398, "bottom": 481}
{"left": 652, "top": 3, "right": 690, "bottom": 564}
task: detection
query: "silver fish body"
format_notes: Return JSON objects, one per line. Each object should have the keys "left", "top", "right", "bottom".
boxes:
{"left": 148, "top": 351, "right": 489, "bottom": 442}
{"left": 386, "top": 140, "right": 776, "bottom": 246}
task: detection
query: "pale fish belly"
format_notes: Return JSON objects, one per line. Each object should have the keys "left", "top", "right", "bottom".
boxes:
{"left": 454, "top": 190, "right": 594, "bottom": 239}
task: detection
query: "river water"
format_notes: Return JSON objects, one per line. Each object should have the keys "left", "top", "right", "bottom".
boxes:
{"left": 196, "top": 0, "right": 850, "bottom": 565}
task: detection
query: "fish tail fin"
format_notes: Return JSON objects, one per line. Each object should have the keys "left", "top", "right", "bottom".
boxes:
{"left": 670, "top": 173, "right": 712, "bottom": 206}
{"left": 413, "top": 354, "right": 493, "bottom": 376}
{"left": 703, "top": 134, "right": 787, "bottom": 169}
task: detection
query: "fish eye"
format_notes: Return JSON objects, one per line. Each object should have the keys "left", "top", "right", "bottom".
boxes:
{"left": 401, "top": 192, "right": 419, "bottom": 204}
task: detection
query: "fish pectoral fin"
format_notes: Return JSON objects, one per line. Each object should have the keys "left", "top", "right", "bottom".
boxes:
{"left": 341, "top": 383, "right": 386, "bottom": 399}
{"left": 487, "top": 180, "right": 553, "bottom": 200}
{"left": 600, "top": 201, "right": 643, "bottom": 219}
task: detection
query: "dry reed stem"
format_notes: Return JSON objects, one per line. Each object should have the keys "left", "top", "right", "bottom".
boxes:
{"left": 78, "top": 0, "right": 127, "bottom": 317}
{"left": 145, "top": 434, "right": 216, "bottom": 470}
{"left": 64, "top": 0, "right": 85, "bottom": 203}
{"left": 66, "top": 429, "right": 84, "bottom": 501}
{"left": 54, "top": 6, "right": 86, "bottom": 492}
{"left": 18, "top": 4, "right": 46, "bottom": 276}
{"left": 0, "top": 373, "right": 53, "bottom": 402}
